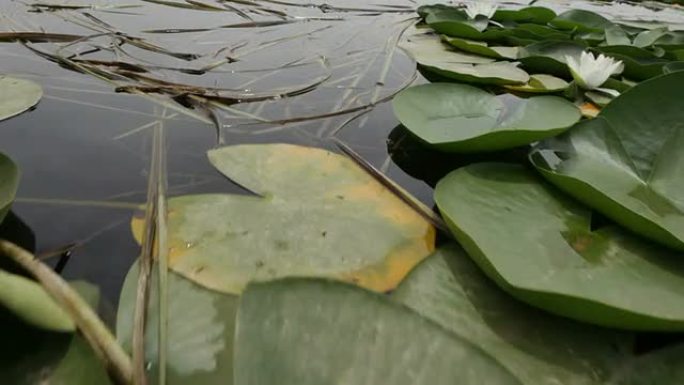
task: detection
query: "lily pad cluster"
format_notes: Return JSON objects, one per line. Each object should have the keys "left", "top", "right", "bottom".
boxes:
{"left": 394, "top": 5, "right": 684, "bottom": 352}
{"left": 394, "top": 3, "right": 684, "bottom": 151}
{"left": 395, "top": 5, "right": 684, "bottom": 332}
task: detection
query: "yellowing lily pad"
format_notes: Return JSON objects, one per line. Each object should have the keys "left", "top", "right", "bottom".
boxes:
{"left": 132, "top": 144, "right": 435, "bottom": 294}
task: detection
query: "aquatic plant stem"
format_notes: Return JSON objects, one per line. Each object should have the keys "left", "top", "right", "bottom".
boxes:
{"left": 0, "top": 240, "right": 133, "bottom": 385}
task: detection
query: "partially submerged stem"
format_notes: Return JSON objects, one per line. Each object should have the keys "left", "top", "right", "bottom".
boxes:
{"left": 0, "top": 240, "right": 133, "bottom": 385}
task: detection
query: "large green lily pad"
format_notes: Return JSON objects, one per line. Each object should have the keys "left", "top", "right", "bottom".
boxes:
{"left": 435, "top": 163, "right": 684, "bottom": 330}
{"left": 530, "top": 71, "right": 684, "bottom": 250}
{"left": 234, "top": 278, "right": 522, "bottom": 385}
{"left": 0, "top": 282, "right": 111, "bottom": 385}
{"left": 0, "top": 76, "right": 42, "bottom": 122}
{"left": 131, "top": 144, "right": 435, "bottom": 294}
{"left": 0, "top": 152, "right": 19, "bottom": 223}
{"left": 393, "top": 245, "right": 633, "bottom": 385}
{"left": 392, "top": 83, "right": 580, "bottom": 152}
{"left": 117, "top": 261, "right": 237, "bottom": 385}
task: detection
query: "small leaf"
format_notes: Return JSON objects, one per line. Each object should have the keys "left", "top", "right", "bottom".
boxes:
{"left": 0, "top": 281, "right": 111, "bottom": 385}
{"left": 442, "top": 35, "right": 519, "bottom": 59}
{"left": 0, "top": 269, "right": 74, "bottom": 332}
{"left": 605, "top": 25, "right": 632, "bottom": 46}
{"left": 401, "top": 30, "right": 495, "bottom": 65}
{"left": 505, "top": 74, "right": 569, "bottom": 93}
{"left": 0, "top": 76, "right": 42, "bottom": 122}
{"left": 0, "top": 153, "right": 19, "bottom": 223}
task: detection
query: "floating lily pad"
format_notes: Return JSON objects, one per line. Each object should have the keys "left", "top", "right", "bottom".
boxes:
{"left": 435, "top": 163, "right": 684, "bottom": 330}
{"left": 510, "top": 24, "right": 570, "bottom": 42}
{"left": 234, "top": 278, "right": 522, "bottom": 385}
{"left": 0, "top": 76, "right": 42, "bottom": 122}
{"left": 664, "top": 61, "right": 684, "bottom": 73}
{"left": 653, "top": 31, "right": 684, "bottom": 49}
{"left": 605, "top": 25, "right": 632, "bottom": 46}
{"left": 393, "top": 245, "right": 633, "bottom": 385}
{"left": 504, "top": 74, "right": 569, "bottom": 93}
{"left": 0, "top": 269, "right": 74, "bottom": 332}
{"left": 633, "top": 27, "right": 669, "bottom": 48}
{"left": 421, "top": 60, "right": 530, "bottom": 85}
{"left": 519, "top": 41, "right": 587, "bottom": 77}
{"left": 597, "top": 46, "right": 669, "bottom": 80}
{"left": 492, "top": 7, "right": 556, "bottom": 24}
{"left": 392, "top": 83, "right": 580, "bottom": 152}
{"left": 1, "top": 282, "right": 111, "bottom": 385}
{"left": 400, "top": 31, "right": 495, "bottom": 65}
{"left": 426, "top": 8, "right": 488, "bottom": 39}
{"left": 442, "top": 35, "right": 519, "bottom": 59}
{"left": 550, "top": 10, "right": 612, "bottom": 33}
{"left": 117, "top": 261, "right": 237, "bottom": 385}
{"left": 0, "top": 153, "right": 19, "bottom": 223}
{"left": 531, "top": 71, "right": 684, "bottom": 250}
{"left": 131, "top": 144, "right": 435, "bottom": 294}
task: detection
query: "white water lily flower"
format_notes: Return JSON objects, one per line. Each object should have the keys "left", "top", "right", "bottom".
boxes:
{"left": 565, "top": 51, "right": 624, "bottom": 95}
{"left": 464, "top": 1, "right": 498, "bottom": 19}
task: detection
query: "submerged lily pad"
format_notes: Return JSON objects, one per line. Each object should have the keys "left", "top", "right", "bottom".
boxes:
{"left": 0, "top": 76, "right": 42, "bottom": 122}
{"left": 530, "top": 71, "right": 684, "bottom": 250}
{"left": 0, "top": 153, "right": 19, "bottom": 223}
{"left": 392, "top": 83, "right": 580, "bottom": 152}
{"left": 393, "top": 245, "right": 633, "bottom": 385}
{"left": 610, "top": 344, "right": 684, "bottom": 384}
{"left": 234, "top": 278, "right": 522, "bottom": 385}
{"left": 435, "top": 163, "right": 684, "bottom": 330}
{"left": 117, "top": 261, "right": 237, "bottom": 385}
{"left": 504, "top": 74, "right": 569, "bottom": 93}
{"left": 131, "top": 144, "right": 435, "bottom": 294}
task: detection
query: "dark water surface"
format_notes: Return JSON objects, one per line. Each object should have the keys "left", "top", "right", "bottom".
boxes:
{"left": 0, "top": 0, "right": 682, "bottom": 305}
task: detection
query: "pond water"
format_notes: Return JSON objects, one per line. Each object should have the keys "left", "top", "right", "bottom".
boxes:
{"left": 0, "top": 0, "right": 682, "bottom": 307}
